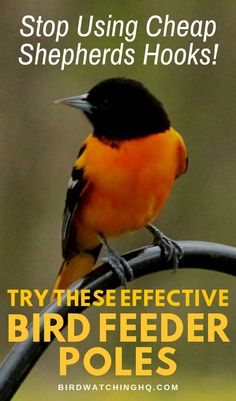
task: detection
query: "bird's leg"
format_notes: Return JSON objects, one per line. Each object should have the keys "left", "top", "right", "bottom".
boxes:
{"left": 98, "top": 233, "right": 134, "bottom": 286}
{"left": 145, "top": 224, "right": 183, "bottom": 272}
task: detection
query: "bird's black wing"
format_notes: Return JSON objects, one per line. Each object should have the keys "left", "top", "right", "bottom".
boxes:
{"left": 61, "top": 143, "right": 88, "bottom": 260}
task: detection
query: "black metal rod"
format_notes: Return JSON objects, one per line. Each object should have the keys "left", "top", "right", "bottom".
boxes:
{"left": 0, "top": 240, "right": 236, "bottom": 401}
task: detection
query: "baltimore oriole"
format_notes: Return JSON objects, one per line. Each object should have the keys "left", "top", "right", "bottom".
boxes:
{"left": 53, "top": 78, "right": 188, "bottom": 294}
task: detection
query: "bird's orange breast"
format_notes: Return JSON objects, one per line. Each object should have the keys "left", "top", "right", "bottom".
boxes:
{"left": 74, "top": 128, "right": 187, "bottom": 248}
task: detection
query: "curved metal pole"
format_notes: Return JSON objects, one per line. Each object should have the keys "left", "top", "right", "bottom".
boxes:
{"left": 0, "top": 241, "right": 236, "bottom": 401}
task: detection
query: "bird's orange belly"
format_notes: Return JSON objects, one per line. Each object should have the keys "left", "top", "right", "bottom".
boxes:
{"left": 73, "top": 131, "right": 181, "bottom": 248}
{"left": 77, "top": 168, "right": 175, "bottom": 240}
{"left": 86, "top": 191, "right": 167, "bottom": 236}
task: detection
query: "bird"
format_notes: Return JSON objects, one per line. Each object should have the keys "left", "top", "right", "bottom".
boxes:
{"left": 52, "top": 77, "right": 188, "bottom": 295}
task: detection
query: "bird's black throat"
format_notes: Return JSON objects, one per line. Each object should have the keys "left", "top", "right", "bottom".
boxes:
{"left": 85, "top": 78, "right": 171, "bottom": 141}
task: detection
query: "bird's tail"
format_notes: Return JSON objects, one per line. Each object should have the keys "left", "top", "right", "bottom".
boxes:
{"left": 51, "top": 245, "right": 102, "bottom": 299}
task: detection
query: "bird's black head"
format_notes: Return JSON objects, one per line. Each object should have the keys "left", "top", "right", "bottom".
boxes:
{"left": 56, "top": 78, "right": 170, "bottom": 141}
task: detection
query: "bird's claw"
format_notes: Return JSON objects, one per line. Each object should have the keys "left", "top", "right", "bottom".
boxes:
{"left": 146, "top": 224, "right": 183, "bottom": 272}
{"left": 102, "top": 250, "right": 133, "bottom": 287}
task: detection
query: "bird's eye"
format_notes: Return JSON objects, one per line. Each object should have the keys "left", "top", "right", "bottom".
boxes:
{"left": 100, "top": 98, "right": 112, "bottom": 110}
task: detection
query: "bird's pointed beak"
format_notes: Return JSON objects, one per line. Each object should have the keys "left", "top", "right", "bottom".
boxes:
{"left": 54, "top": 93, "right": 94, "bottom": 114}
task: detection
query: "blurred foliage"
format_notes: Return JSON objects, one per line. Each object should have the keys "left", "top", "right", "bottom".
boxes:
{"left": 0, "top": 0, "right": 236, "bottom": 399}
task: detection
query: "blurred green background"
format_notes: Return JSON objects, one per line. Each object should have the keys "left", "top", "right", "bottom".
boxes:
{"left": 1, "top": 0, "right": 236, "bottom": 400}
